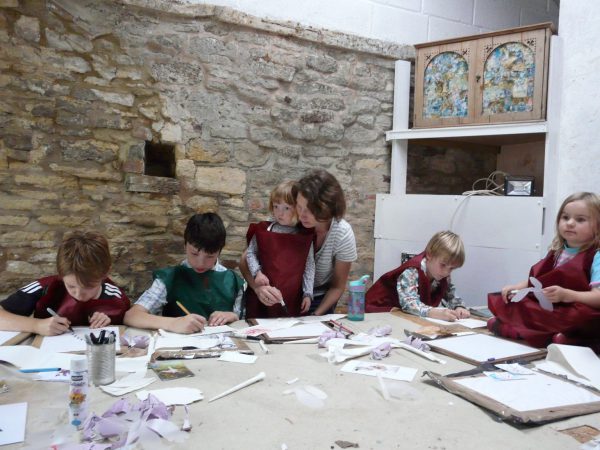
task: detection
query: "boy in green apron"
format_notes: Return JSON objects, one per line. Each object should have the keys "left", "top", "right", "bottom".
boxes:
{"left": 124, "top": 213, "right": 245, "bottom": 334}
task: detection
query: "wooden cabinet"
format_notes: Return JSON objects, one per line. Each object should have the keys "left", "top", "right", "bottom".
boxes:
{"left": 414, "top": 23, "right": 553, "bottom": 128}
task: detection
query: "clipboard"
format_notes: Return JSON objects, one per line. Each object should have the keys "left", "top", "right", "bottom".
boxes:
{"left": 0, "top": 331, "right": 31, "bottom": 346}
{"left": 150, "top": 336, "right": 252, "bottom": 362}
{"left": 246, "top": 318, "right": 335, "bottom": 343}
{"left": 427, "top": 333, "right": 546, "bottom": 366}
{"left": 426, "top": 369, "right": 600, "bottom": 424}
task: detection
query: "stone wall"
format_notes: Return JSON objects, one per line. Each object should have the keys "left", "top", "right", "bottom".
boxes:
{"left": 0, "top": 0, "right": 495, "bottom": 307}
{"left": 0, "top": 0, "right": 413, "bottom": 301}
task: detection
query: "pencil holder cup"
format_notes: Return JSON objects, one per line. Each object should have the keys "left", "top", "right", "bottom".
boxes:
{"left": 347, "top": 275, "right": 370, "bottom": 321}
{"left": 86, "top": 340, "right": 116, "bottom": 386}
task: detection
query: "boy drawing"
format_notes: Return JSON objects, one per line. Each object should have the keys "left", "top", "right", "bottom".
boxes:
{"left": 124, "top": 213, "right": 245, "bottom": 334}
{"left": 0, "top": 231, "right": 130, "bottom": 336}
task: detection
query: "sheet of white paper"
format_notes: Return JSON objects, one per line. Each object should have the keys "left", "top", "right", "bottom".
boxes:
{"left": 0, "top": 330, "right": 20, "bottom": 345}
{"left": 425, "top": 317, "right": 487, "bottom": 329}
{"left": 0, "top": 402, "right": 27, "bottom": 445}
{"left": 0, "top": 345, "right": 75, "bottom": 370}
{"left": 253, "top": 318, "right": 301, "bottom": 329}
{"left": 495, "top": 363, "right": 535, "bottom": 375}
{"left": 297, "top": 314, "right": 346, "bottom": 323}
{"left": 39, "top": 326, "right": 121, "bottom": 353}
{"left": 456, "top": 372, "right": 600, "bottom": 412}
{"left": 545, "top": 344, "right": 600, "bottom": 389}
{"left": 218, "top": 351, "right": 257, "bottom": 364}
{"left": 155, "top": 336, "right": 220, "bottom": 350}
{"left": 341, "top": 360, "right": 418, "bottom": 381}
{"left": 159, "top": 326, "right": 234, "bottom": 338}
{"left": 136, "top": 387, "right": 203, "bottom": 405}
{"left": 266, "top": 322, "right": 331, "bottom": 338}
{"left": 428, "top": 333, "right": 540, "bottom": 363}
{"left": 534, "top": 360, "right": 594, "bottom": 388}
{"left": 33, "top": 369, "right": 71, "bottom": 382}
{"left": 100, "top": 372, "right": 156, "bottom": 396}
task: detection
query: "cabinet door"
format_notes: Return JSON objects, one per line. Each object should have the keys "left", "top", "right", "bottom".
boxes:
{"left": 473, "top": 28, "right": 550, "bottom": 124}
{"left": 414, "top": 41, "right": 477, "bottom": 128}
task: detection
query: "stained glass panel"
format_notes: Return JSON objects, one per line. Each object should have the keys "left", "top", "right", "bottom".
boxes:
{"left": 483, "top": 42, "right": 535, "bottom": 114}
{"left": 423, "top": 52, "right": 469, "bottom": 119}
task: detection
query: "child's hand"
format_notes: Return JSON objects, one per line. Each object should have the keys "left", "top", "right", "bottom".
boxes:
{"left": 89, "top": 312, "right": 111, "bottom": 328}
{"left": 428, "top": 308, "right": 459, "bottom": 321}
{"left": 35, "top": 316, "right": 71, "bottom": 336}
{"left": 170, "top": 314, "right": 207, "bottom": 334}
{"left": 300, "top": 296, "right": 311, "bottom": 314}
{"left": 501, "top": 281, "right": 528, "bottom": 302}
{"left": 208, "top": 311, "right": 238, "bottom": 326}
{"left": 454, "top": 307, "right": 470, "bottom": 319}
{"left": 543, "top": 285, "right": 570, "bottom": 303}
{"left": 254, "top": 271, "right": 270, "bottom": 287}
{"left": 255, "top": 285, "right": 283, "bottom": 306}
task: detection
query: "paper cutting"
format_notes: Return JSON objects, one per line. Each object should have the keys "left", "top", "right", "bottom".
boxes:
{"left": 511, "top": 276, "right": 554, "bottom": 311}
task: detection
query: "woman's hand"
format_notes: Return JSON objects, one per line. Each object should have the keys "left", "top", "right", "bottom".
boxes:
{"left": 255, "top": 285, "right": 283, "bottom": 306}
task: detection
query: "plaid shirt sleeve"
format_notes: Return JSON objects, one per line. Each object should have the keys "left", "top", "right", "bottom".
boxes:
{"left": 135, "top": 278, "right": 168, "bottom": 315}
{"left": 396, "top": 268, "right": 432, "bottom": 317}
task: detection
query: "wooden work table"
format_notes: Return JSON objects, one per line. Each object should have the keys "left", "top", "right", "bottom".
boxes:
{"left": 1, "top": 313, "right": 596, "bottom": 449}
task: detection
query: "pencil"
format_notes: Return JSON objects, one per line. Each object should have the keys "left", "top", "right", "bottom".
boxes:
{"left": 46, "top": 307, "right": 74, "bottom": 332}
{"left": 330, "top": 319, "right": 354, "bottom": 336}
{"left": 176, "top": 301, "right": 192, "bottom": 315}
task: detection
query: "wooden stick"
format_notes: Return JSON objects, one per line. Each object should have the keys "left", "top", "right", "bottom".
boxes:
{"left": 208, "top": 372, "right": 266, "bottom": 403}
{"left": 176, "top": 301, "right": 191, "bottom": 315}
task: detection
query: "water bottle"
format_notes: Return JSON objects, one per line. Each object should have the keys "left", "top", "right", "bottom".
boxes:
{"left": 69, "top": 357, "right": 89, "bottom": 428}
{"left": 347, "top": 275, "right": 370, "bottom": 321}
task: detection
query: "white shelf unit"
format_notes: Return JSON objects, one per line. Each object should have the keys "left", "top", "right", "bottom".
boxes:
{"left": 374, "top": 37, "right": 562, "bottom": 306}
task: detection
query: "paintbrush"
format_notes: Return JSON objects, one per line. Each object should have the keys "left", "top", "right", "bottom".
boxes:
{"left": 280, "top": 299, "right": 289, "bottom": 316}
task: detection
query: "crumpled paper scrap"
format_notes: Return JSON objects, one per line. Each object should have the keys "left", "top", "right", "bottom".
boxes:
{"left": 368, "top": 325, "right": 392, "bottom": 337}
{"left": 318, "top": 330, "right": 345, "bottom": 347}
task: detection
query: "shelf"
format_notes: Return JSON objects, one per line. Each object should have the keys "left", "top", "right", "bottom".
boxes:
{"left": 386, "top": 121, "right": 547, "bottom": 142}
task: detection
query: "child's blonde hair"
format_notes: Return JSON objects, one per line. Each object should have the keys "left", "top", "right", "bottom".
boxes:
{"left": 57, "top": 231, "right": 111, "bottom": 287}
{"left": 268, "top": 181, "right": 297, "bottom": 216}
{"left": 425, "top": 231, "right": 465, "bottom": 267}
{"left": 550, "top": 192, "right": 600, "bottom": 252}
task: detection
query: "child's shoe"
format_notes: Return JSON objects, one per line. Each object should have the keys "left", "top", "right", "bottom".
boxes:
{"left": 487, "top": 317, "right": 499, "bottom": 334}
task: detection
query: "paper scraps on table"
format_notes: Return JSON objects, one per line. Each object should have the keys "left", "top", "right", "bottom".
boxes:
{"left": 100, "top": 372, "right": 156, "bottom": 396}
{"left": 0, "top": 402, "right": 27, "bottom": 445}
{"left": 32, "top": 368, "right": 70, "bottom": 382}
{"left": 371, "top": 343, "right": 392, "bottom": 360}
{"left": 120, "top": 334, "right": 150, "bottom": 349}
{"left": 283, "top": 385, "right": 327, "bottom": 408}
{"left": 511, "top": 276, "right": 554, "bottom": 311}
{"left": 368, "top": 325, "right": 392, "bottom": 337}
{"left": 495, "top": 363, "right": 535, "bottom": 375}
{"left": 151, "top": 361, "right": 194, "bottom": 381}
{"left": 403, "top": 335, "right": 430, "bottom": 352}
{"left": 136, "top": 387, "right": 203, "bottom": 406}
{"left": 318, "top": 330, "right": 345, "bottom": 347}
{"left": 218, "top": 351, "right": 257, "bottom": 364}
{"left": 483, "top": 371, "right": 525, "bottom": 381}
{"left": 341, "top": 360, "right": 418, "bottom": 382}
{"left": 77, "top": 394, "right": 188, "bottom": 448}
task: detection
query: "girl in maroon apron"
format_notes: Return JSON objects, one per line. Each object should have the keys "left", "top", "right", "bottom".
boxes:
{"left": 245, "top": 181, "right": 315, "bottom": 318}
{"left": 488, "top": 192, "right": 600, "bottom": 348}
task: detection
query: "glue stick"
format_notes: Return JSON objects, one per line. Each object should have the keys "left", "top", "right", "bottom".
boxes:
{"left": 69, "top": 357, "right": 89, "bottom": 428}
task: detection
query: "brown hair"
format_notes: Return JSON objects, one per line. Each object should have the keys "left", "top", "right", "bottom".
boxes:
{"left": 268, "top": 181, "right": 297, "bottom": 217}
{"left": 293, "top": 169, "right": 346, "bottom": 221}
{"left": 56, "top": 231, "right": 111, "bottom": 287}
{"left": 425, "top": 230, "right": 465, "bottom": 267}
{"left": 550, "top": 192, "right": 600, "bottom": 252}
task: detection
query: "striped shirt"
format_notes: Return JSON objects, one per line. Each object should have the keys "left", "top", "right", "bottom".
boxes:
{"left": 396, "top": 257, "right": 465, "bottom": 317}
{"left": 313, "top": 218, "right": 357, "bottom": 296}
{"left": 135, "top": 260, "right": 244, "bottom": 317}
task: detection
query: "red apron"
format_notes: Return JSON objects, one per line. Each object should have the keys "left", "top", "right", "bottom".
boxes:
{"left": 245, "top": 222, "right": 314, "bottom": 318}
{"left": 488, "top": 247, "right": 600, "bottom": 346}
{"left": 366, "top": 252, "right": 448, "bottom": 313}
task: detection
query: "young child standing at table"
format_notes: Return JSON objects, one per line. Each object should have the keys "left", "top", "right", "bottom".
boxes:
{"left": 488, "top": 192, "right": 600, "bottom": 348}
{"left": 0, "top": 231, "right": 129, "bottom": 336}
{"left": 366, "top": 230, "right": 470, "bottom": 321}
{"left": 244, "top": 181, "right": 315, "bottom": 318}
{"left": 124, "top": 213, "right": 245, "bottom": 334}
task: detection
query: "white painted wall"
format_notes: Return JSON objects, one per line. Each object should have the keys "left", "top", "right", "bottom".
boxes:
{"left": 188, "top": 0, "right": 559, "bottom": 44}
{"left": 552, "top": 0, "right": 600, "bottom": 208}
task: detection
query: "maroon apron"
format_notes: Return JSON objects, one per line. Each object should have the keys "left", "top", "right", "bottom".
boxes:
{"left": 366, "top": 252, "right": 448, "bottom": 313}
{"left": 34, "top": 276, "right": 130, "bottom": 326}
{"left": 488, "top": 247, "right": 600, "bottom": 346}
{"left": 245, "top": 222, "right": 314, "bottom": 318}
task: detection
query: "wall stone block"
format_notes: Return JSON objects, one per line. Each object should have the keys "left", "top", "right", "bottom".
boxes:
{"left": 125, "top": 174, "right": 180, "bottom": 194}
{"left": 195, "top": 167, "right": 246, "bottom": 195}
{"left": 14, "top": 16, "right": 40, "bottom": 43}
